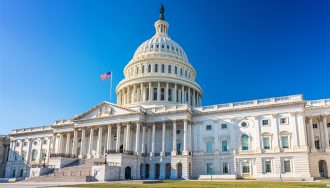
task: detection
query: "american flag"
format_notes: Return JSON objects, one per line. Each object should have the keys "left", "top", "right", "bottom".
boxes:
{"left": 101, "top": 72, "right": 111, "bottom": 80}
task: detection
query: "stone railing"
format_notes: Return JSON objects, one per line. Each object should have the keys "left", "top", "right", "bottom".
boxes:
{"left": 105, "top": 150, "right": 136, "bottom": 156}
{"left": 12, "top": 125, "right": 52, "bottom": 134}
{"left": 307, "top": 99, "right": 330, "bottom": 107}
{"left": 50, "top": 153, "right": 78, "bottom": 158}
{"left": 194, "top": 94, "right": 303, "bottom": 112}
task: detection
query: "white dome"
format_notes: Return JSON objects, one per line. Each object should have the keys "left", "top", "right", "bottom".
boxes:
{"left": 133, "top": 34, "right": 188, "bottom": 62}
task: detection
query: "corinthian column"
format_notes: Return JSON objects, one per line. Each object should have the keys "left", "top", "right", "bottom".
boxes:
{"left": 322, "top": 115, "right": 329, "bottom": 150}
{"left": 87, "top": 128, "right": 94, "bottom": 159}
{"left": 116, "top": 124, "right": 121, "bottom": 152}
{"left": 135, "top": 122, "right": 140, "bottom": 155}
{"left": 183, "top": 119, "right": 188, "bottom": 155}
{"left": 107, "top": 125, "right": 112, "bottom": 152}
{"left": 171, "top": 121, "right": 177, "bottom": 156}
{"left": 96, "top": 126, "right": 103, "bottom": 158}
{"left": 79, "top": 128, "right": 86, "bottom": 158}
{"left": 65, "top": 132, "right": 71, "bottom": 155}
{"left": 151, "top": 123, "right": 156, "bottom": 157}
{"left": 161, "top": 122, "right": 166, "bottom": 156}
{"left": 72, "top": 129, "right": 78, "bottom": 156}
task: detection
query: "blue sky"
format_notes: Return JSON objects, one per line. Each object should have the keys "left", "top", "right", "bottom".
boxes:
{"left": 0, "top": 0, "right": 329, "bottom": 134}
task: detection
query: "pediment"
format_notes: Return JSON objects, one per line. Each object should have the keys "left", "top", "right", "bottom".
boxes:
{"left": 73, "top": 102, "right": 138, "bottom": 121}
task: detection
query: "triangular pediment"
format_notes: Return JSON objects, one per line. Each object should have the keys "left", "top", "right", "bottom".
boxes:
{"left": 73, "top": 102, "right": 138, "bottom": 121}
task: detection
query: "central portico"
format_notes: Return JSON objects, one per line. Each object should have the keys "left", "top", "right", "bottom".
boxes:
{"left": 51, "top": 102, "right": 194, "bottom": 179}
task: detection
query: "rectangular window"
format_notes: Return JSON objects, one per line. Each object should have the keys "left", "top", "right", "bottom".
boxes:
{"left": 222, "top": 140, "right": 228, "bottom": 152}
{"left": 264, "top": 161, "right": 272, "bottom": 173}
{"left": 221, "top": 124, "right": 227, "bottom": 129}
{"left": 313, "top": 124, "right": 318, "bottom": 129}
{"left": 327, "top": 123, "right": 330, "bottom": 128}
{"left": 280, "top": 117, "right": 288, "bottom": 124}
{"left": 207, "top": 163, "right": 213, "bottom": 175}
{"left": 146, "top": 88, "right": 149, "bottom": 100}
{"left": 207, "top": 141, "right": 213, "bottom": 153}
{"left": 222, "top": 162, "right": 229, "bottom": 174}
{"left": 242, "top": 161, "right": 250, "bottom": 173}
{"left": 161, "top": 88, "right": 165, "bottom": 100}
{"left": 262, "top": 119, "right": 269, "bottom": 126}
{"left": 206, "top": 125, "right": 212, "bottom": 130}
{"left": 153, "top": 88, "right": 157, "bottom": 100}
{"left": 284, "top": 160, "right": 291, "bottom": 173}
{"left": 281, "top": 136, "right": 289, "bottom": 148}
{"left": 263, "top": 137, "right": 270, "bottom": 149}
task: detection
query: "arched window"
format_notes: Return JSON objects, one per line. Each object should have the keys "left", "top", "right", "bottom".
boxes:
{"left": 168, "top": 65, "right": 171, "bottom": 73}
{"left": 148, "top": 65, "right": 151, "bottom": 73}
{"left": 241, "top": 134, "right": 249, "bottom": 151}
{"left": 161, "top": 64, "right": 165, "bottom": 73}
{"left": 180, "top": 68, "right": 183, "bottom": 76}
{"left": 154, "top": 64, "right": 158, "bottom": 72}
{"left": 185, "top": 70, "right": 187, "bottom": 77}
{"left": 168, "top": 89, "right": 172, "bottom": 101}
{"left": 175, "top": 66, "right": 178, "bottom": 74}
{"left": 142, "top": 65, "right": 145, "bottom": 73}
{"left": 136, "top": 67, "right": 139, "bottom": 74}
{"left": 31, "top": 150, "right": 37, "bottom": 161}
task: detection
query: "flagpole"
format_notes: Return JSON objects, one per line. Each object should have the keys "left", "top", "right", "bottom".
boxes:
{"left": 110, "top": 72, "right": 113, "bottom": 103}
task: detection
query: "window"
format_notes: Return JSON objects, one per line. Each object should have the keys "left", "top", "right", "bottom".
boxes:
{"left": 315, "top": 137, "right": 320, "bottom": 149}
{"left": 33, "top": 141, "right": 38, "bottom": 146}
{"left": 148, "top": 65, "right": 151, "bottom": 72}
{"left": 283, "top": 160, "right": 291, "bottom": 173}
{"left": 16, "top": 142, "right": 20, "bottom": 147}
{"left": 31, "top": 150, "right": 37, "bottom": 161}
{"left": 222, "top": 162, "right": 229, "bottom": 174}
{"left": 206, "top": 125, "right": 212, "bottom": 130}
{"left": 161, "top": 64, "right": 165, "bottom": 73}
{"left": 207, "top": 163, "right": 213, "bottom": 175}
{"left": 264, "top": 160, "right": 272, "bottom": 173}
{"left": 142, "top": 65, "right": 145, "bottom": 73}
{"left": 43, "top": 140, "right": 47, "bottom": 145}
{"left": 185, "top": 70, "right": 187, "bottom": 77}
{"left": 241, "top": 134, "right": 249, "bottom": 150}
{"left": 20, "top": 169, "right": 23, "bottom": 177}
{"left": 175, "top": 66, "right": 178, "bottom": 74}
{"left": 153, "top": 88, "right": 157, "bottom": 100}
{"left": 168, "top": 65, "right": 171, "bottom": 73}
{"left": 241, "top": 121, "right": 248, "bottom": 128}
{"left": 262, "top": 120, "right": 269, "bottom": 126}
{"left": 313, "top": 124, "right": 318, "bottom": 129}
{"left": 12, "top": 169, "right": 16, "bottom": 178}
{"left": 21, "top": 151, "right": 26, "bottom": 162}
{"left": 263, "top": 137, "right": 270, "bottom": 149}
{"left": 222, "top": 140, "right": 228, "bottom": 152}
{"left": 154, "top": 64, "right": 158, "bottom": 72}
{"left": 136, "top": 67, "right": 139, "bottom": 74}
{"left": 280, "top": 117, "right": 288, "bottom": 124}
{"left": 42, "top": 149, "right": 47, "bottom": 160}
{"left": 221, "top": 124, "right": 227, "bottom": 129}
{"left": 281, "top": 136, "right": 289, "bottom": 148}
{"left": 176, "top": 130, "right": 181, "bottom": 134}
{"left": 207, "top": 141, "right": 213, "bottom": 153}
{"left": 180, "top": 68, "right": 183, "bottom": 76}
{"left": 176, "top": 143, "right": 181, "bottom": 153}
{"left": 161, "top": 88, "right": 165, "bottom": 100}
{"left": 327, "top": 123, "right": 330, "bottom": 128}
{"left": 242, "top": 161, "right": 250, "bottom": 173}
{"left": 168, "top": 89, "right": 172, "bottom": 101}
{"left": 23, "top": 142, "right": 27, "bottom": 146}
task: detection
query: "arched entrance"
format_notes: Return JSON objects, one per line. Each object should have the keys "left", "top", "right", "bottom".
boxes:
{"left": 319, "top": 160, "right": 328, "bottom": 178}
{"left": 125, "top": 166, "right": 132, "bottom": 180}
{"left": 165, "top": 163, "right": 171, "bottom": 179}
{"left": 177, "top": 163, "right": 182, "bottom": 179}
{"left": 145, "top": 164, "right": 150, "bottom": 179}
{"left": 155, "top": 163, "right": 160, "bottom": 179}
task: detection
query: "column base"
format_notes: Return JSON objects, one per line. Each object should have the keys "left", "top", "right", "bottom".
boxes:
{"left": 160, "top": 152, "right": 165, "bottom": 157}
{"left": 95, "top": 154, "right": 103, "bottom": 159}
{"left": 182, "top": 151, "right": 189, "bottom": 156}
{"left": 78, "top": 155, "right": 85, "bottom": 159}
{"left": 150, "top": 152, "right": 154, "bottom": 157}
{"left": 87, "top": 154, "right": 93, "bottom": 159}
{"left": 311, "top": 148, "right": 317, "bottom": 153}
{"left": 171, "top": 151, "right": 177, "bottom": 156}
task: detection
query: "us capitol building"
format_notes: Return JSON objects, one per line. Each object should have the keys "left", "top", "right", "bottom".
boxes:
{"left": 1, "top": 6, "right": 330, "bottom": 182}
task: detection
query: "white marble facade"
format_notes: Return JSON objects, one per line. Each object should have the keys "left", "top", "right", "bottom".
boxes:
{"left": 3, "top": 7, "right": 330, "bottom": 181}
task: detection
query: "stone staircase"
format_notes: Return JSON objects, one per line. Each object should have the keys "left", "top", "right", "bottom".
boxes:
{"left": 24, "top": 158, "right": 102, "bottom": 182}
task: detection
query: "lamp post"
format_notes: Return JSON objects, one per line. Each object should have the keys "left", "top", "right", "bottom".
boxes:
{"left": 210, "top": 165, "right": 213, "bottom": 181}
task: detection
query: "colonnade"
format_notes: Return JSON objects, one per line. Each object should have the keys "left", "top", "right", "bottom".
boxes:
{"left": 307, "top": 115, "right": 329, "bottom": 151}
{"left": 117, "top": 82, "right": 201, "bottom": 107}
{"left": 53, "top": 119, "right": 192, "bottom": 159}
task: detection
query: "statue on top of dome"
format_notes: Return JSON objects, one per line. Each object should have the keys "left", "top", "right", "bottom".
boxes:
{"left": 159, "top": 4, "right": 165, "bottom": 20}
